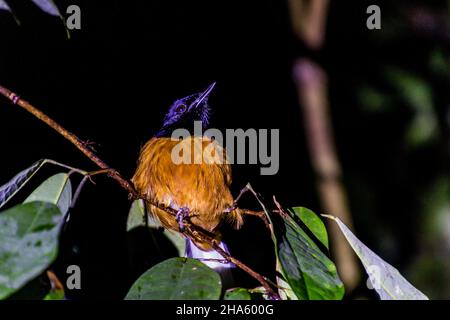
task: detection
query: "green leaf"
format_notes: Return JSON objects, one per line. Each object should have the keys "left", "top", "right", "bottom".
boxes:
{"left": 357, "top": 85, "right": 391, "bottom": 113}
{"left": 0, "top": 159, "right": 83, "bottom": 211}
{"left": 224, "top": 288, "right": 252, "bottom": 300}
{"left": 248, "top": 286, "right": 272, "bottom": 300}
{"left": 245, "top": 185, "right": 341, "bottom": 299}
{"left": 323, "top": 215, "right": 429, "bottom": 300}
{"left": 276, "top": 212, "right": 344, "bottom": 300}
{"left": 0, "top": 202, "right": 63, "bottom": 299}
{"left": 386, "top": 67, "right": 433, "bottom": 112}
{"left": 30, "top": 0, "right": 61, "bottom": 17}
{"left": 125, "top": 257, "right": 222, "bottom": 300}
{"left": 430, "top": 49, "right": 450, "bottom": 77}
{"left": 24, "top": 173, "right": 72, "bottom": 216}
{"left": 0, "top": 160, "right": 47, "bottom": 210}
{"left": 406, "top": 112, "right": 438, "bottom": 148}
{"left": 243, "top": 186, "right": 342, "bottom": 300}
{"left": 127, "top": 199, "right": 146, "bottom": 232}
{"left": 289, "top": 207, "right": 329, "bottom": 249}
{"left": 43, "top": 289, "right": 64, "bottom": 300}
{"left": 385, "top": 67, "right": 438, "bottom": 147}
{"left": 6, "top": 274, "right": 50, "bottom": 300}
{"left": 276, "top": 264, "right": 298, "bottom": 300}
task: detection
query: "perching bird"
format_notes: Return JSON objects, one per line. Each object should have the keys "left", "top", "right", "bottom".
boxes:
{"left": 132, "top": 83, "right": 243, "bottom": 276}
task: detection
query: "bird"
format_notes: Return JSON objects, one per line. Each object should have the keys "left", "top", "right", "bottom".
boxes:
{"left": 131, "top": 83, "right": 243, "bottom": 278}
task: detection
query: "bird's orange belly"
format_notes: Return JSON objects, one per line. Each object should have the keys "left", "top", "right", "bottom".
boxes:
{"left": 132, "top": 136, "right": 240, "bottom": 236}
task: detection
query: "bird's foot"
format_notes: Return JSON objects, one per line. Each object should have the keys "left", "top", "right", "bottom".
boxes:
{"left": 223, "top": 204, "right": 236, "bottom": 213}
{"left": 176, "top": 207, "right": 190, "bottom": 232}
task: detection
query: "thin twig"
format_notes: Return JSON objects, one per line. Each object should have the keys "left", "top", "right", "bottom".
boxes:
{"left": 227, "top": 184, "right": 270, "bottom": 229}
{"left": 0, "top": 84, "right": 280, "bottom": 299}
{"left": 185, "top": 222, "right": 279, "bottom": 299}
{"left": 46, "top": 159, "right": 88, "bottom": 176}
{"left": 70, "top": 169, "right": 113, "bottom": 209}
{"left": 240, "top": 209, "right": 271, "bottom": 230}
{"left": 212, "top": 242, "right": 279, "bottom": 299}
{"left": 272, "top": 196, "right": 289, "bottom": 219}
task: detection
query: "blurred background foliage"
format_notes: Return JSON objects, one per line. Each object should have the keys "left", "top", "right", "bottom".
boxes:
{"left": 326, "top": 0, "right": 449, "bottom": 298}
{"left": 0, "top": 0, "right": 448, "bottom": 298}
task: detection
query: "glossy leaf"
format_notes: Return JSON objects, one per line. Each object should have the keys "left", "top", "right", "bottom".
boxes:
{"left": 244, "top": 185, "right": 341, "bottom": 300}
{"left": 289, "top": 207, "right": 329, "bottom": 249}
{"left": 24, "top": 173, "right": 72, "bottom": 216}
{"left": 224, "top": 288, "right": 252, "bottom": 300}
{"left": 0, "top": 202, "right": 63, "bottom": 299}
{"left": 243, "top": 186, "right": 343, "bottom": 300}
{"left": 323, "top": 215, "right": 429, "bottom": 300}
{"left": 125, "top": 257, "right": 221, "bottom": 300}
{"left": 277, "top": 264, "right": 298, "bottom": 300}
{"left": 126, "top": 199, "right": 146, "bottom": 232}
{"left": 276, "top": 212, "right": 344, "bottom": 300}
{"left": 0, "top": 160, "right": 46, "bottom": 210}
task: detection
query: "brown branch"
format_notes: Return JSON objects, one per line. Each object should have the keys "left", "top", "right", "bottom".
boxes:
{"left": 240, "top": 209, "right": 271, "bottom": 230}
{"left": 212, "top": 242, "right": 278, "bottom": 299}
{"left": 0, "top": 84, "right": 279, "bottom": 299}
{"left": 185, "top": 222, "right": 279, "bottom": 299}
{"left": 287, "top": 0, "right": 329, "bottom": 49}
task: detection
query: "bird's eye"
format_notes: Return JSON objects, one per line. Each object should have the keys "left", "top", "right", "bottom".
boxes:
{"left": 175, "top": 104, "right": 187, "bottom": 113}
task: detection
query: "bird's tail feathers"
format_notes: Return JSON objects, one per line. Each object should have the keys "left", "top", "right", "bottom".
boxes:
{"left": 226, "top": 207, "right": 243, "bottom": 230}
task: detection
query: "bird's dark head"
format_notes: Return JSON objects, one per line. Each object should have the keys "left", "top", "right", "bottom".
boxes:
{"left": 156, "top": 82, "right": 216, "bottom": 137}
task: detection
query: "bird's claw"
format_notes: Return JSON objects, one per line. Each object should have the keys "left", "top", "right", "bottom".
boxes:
{"left": 176, "top": 207, "right": 190, "bottom": 232}
{"left": 224, "top": 204, "right": 236, "bottom": 213}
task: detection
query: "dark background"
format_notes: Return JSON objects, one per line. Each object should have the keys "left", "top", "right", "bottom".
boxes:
{"left": 0, "top": 0, "right": 448, "bottom": 299}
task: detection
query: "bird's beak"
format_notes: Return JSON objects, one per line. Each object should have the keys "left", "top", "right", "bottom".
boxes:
{"left": 192, "top": 82, "right": 216, "bottom": 109}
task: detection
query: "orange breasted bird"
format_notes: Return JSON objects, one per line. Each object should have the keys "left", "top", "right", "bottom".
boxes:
{"left": 132, "top": 83, "right": 243, "bottom": 274}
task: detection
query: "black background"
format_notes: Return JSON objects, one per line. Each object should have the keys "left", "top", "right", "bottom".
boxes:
{"left": 0, "top": 0, "right": 447, "bottom": 299}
